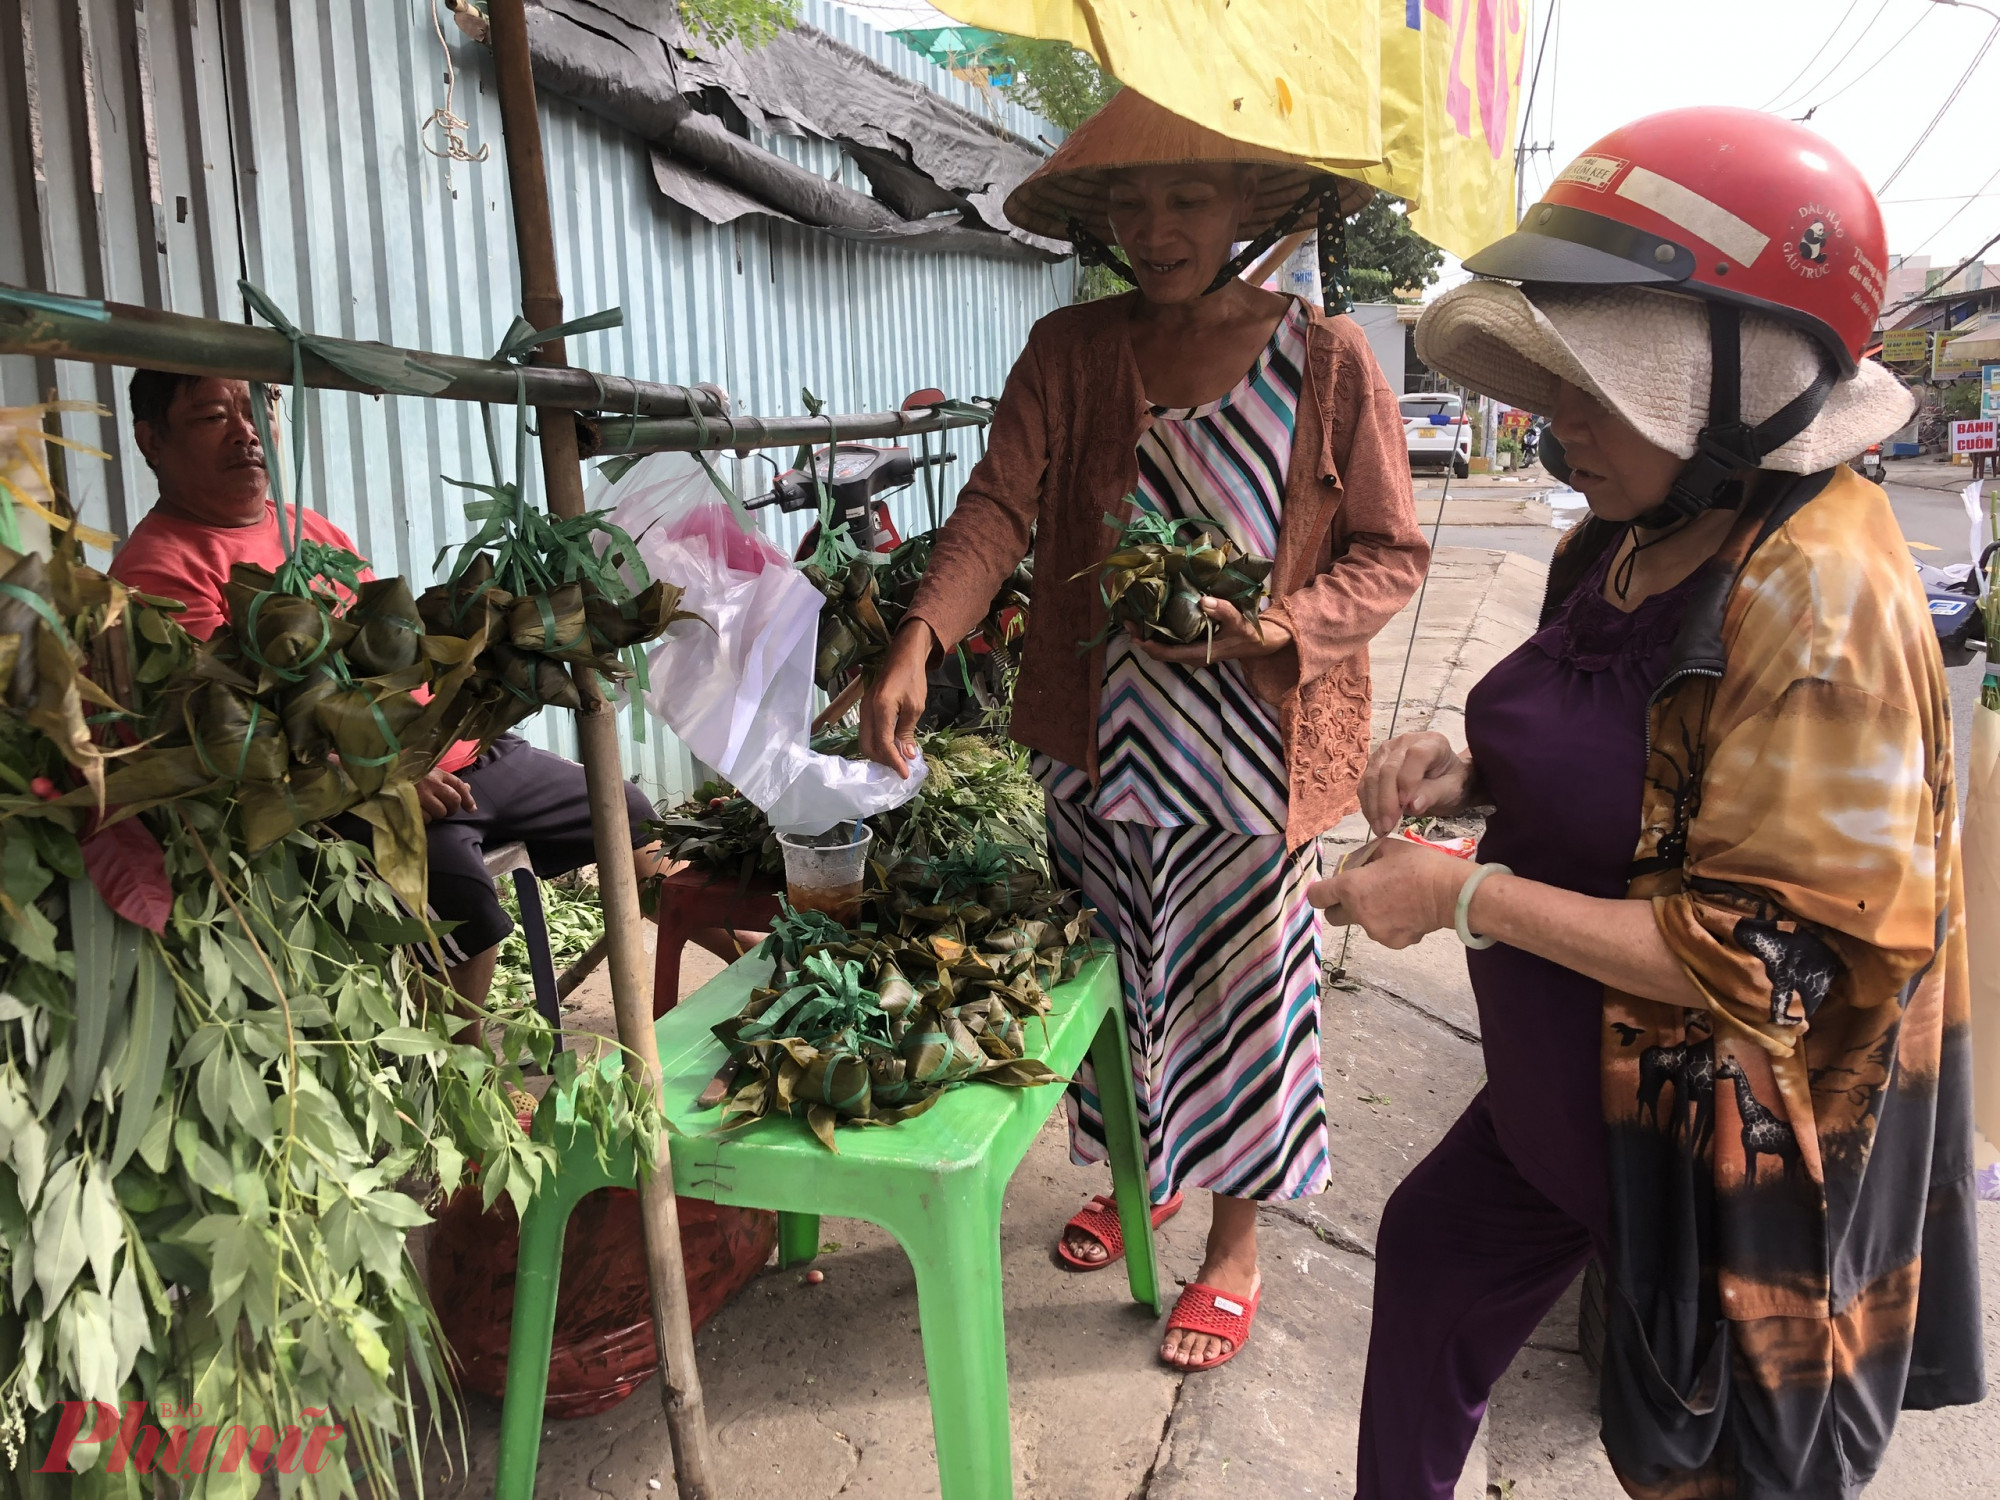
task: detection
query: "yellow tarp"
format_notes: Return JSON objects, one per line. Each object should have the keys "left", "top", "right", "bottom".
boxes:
{"left": 943, "top": 0, "right": 1527, "bottom": 261}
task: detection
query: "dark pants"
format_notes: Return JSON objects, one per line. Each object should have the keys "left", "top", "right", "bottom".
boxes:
{"left": 1356, "top": 1090, "right": 1602, "bottom": 1500}
{"left": 401, "top": 735, "right": 654, "bottom": 965}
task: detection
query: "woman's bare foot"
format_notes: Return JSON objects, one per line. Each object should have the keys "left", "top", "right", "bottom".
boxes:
{"left": 1161, "top": 1194, "right": 1259, "bottom": 1369}
{"left": 1061, "top": 1220, "right": 1114, "bottom": 1266}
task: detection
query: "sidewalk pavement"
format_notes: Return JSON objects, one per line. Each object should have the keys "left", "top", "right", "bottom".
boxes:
{"left": 430, "top": 546, "right": 1997, "bottom": 1499}
{"left": 1882, "top": 455, "right": 1994, "bottom": 494}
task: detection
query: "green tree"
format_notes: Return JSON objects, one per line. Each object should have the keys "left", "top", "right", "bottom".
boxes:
{"left": 994, "top": 37, "right": 1120, "bottom": 132}
{"left": 680, "top": 0, "right": 798, "bottom": 50}
{"left": 1346, "top": 192, "right": 1444, "bottom": 303}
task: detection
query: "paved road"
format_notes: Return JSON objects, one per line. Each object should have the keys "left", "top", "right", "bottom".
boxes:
{"left": 1880, "top": 472, "right": 1986, "bottom": 810}
{"left": 1420, "top": 466, "right": 1988, "bottom": 809}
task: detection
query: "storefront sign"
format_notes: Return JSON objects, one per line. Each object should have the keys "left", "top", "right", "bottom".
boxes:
{"left": 1950, "top": 418, "right": 1997, "bottom": 453}
{"left": 1881, "top": 329, "right": 1930, "bottom": 364}
{"left": 1936, "top": 330, "right": 1984, "bottom": 378}
{"left": 1982, "top": 365, "right": 2000, "bottom": 421}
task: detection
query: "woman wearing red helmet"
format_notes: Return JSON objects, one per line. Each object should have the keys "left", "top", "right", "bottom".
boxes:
{"left": 1310, "top": 108, "right": 1985, "bottom": 1496}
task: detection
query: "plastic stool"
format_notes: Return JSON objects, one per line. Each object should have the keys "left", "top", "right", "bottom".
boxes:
{"left": 650, "top": 864, "right": 782, "bottom": 1016}
{"left": 484, "top": 842, "right": 562, "bottom": 1054}
{"left": 496, "top": 949, "right": 1155, "bottom": 1500}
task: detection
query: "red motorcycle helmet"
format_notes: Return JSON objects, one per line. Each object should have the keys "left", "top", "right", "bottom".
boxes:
{"left": 1466, "top": 107, "right": 1886, "bottom": 374}
{"left": 1466, "top": 108, "right": 1887, "bottom": 521}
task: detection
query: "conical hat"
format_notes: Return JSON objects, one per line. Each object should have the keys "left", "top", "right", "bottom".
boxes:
{"left": 1005, "top": 89, "right": 1373, "bottom": 244}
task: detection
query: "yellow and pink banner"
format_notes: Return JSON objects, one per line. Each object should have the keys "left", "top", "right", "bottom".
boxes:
{"left": 938, "top": 0, "right": 1528, "bottom": 261}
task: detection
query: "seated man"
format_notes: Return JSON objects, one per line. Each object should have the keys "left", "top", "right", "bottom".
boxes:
{"left": 111, "top": 369, "right": 748, "bottom": 1009}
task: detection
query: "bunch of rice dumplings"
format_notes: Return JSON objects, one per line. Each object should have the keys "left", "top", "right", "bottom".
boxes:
{"left": 1083, "top": 508, "right": 1272, "bottom": 647}
{"left": 708, "top": 846, "right": 1094, "bottom": 1149}
{"left": 419, "top": 538, "right": 696, "bottom": 749}
{"left": 805, "top": 528, "right": 1030, "bottom": 695}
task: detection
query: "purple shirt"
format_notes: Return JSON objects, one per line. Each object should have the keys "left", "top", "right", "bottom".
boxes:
{"left": 1462, "top": 547, "right": 1701, "bottom": 1236}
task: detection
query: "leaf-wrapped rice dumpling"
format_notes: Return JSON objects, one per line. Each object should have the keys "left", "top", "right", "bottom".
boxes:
{"left": 224, "top": 564, "right": 353, "bottom": 680}
{"left": 506, "top": 582, "right": 591, "bottom": 662}
{"left": 584, "top": 578, "right": 701, "bottom": 652}
{"left": 485, "top": 641, "right": 581, "bottom": 712}
{"left": 344, "top": 577, "right": 425, "bottom": 676}
{"left": 317, "top": 679, "right": 428, "bottom": 797}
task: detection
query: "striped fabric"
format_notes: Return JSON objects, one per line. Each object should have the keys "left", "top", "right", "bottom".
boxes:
{"left": 1051, "top": 795, "right": 1329, "bottom": 1204}
{"left": 1038, "top": 298, "right": 1306, "bottom": 835}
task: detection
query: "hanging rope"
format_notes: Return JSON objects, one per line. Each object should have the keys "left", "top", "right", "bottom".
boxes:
{"left": 420, "top": 0, "right": 491, "bottom": 188}
{"left": 1327, "top": 458, "right": 1456, "bottom": 981}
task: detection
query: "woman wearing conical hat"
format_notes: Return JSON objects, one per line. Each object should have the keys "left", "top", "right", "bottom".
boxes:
{"left": 861, "top": 90, "right": 1427, "bottom": 1370}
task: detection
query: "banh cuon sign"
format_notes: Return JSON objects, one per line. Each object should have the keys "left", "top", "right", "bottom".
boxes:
{"left": 1949, "top": 419, "right": 1997, "bottom": 454}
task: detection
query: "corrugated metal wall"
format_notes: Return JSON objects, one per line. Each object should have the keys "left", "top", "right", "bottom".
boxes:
{"left": 0, "top": 0, "right": 1071, "bottom": 801}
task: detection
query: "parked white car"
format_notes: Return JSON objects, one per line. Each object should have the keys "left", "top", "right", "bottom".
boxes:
{"left": 1401, "top": 393, "right": 1472, "bottom": 478}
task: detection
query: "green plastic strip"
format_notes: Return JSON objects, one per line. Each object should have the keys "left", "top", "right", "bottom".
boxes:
{"left": 0, "top": 286, "right": 110, "bottom": 322}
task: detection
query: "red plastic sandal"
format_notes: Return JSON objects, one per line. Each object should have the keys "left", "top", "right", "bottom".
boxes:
{"left": 1161, "top": 1280, "right": 1261, "bottom": 1371}
{"left": 1054, "top": 1191, "right": 1184, "bottom": 1271}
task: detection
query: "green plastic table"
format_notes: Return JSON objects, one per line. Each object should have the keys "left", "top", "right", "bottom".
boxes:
{"left": 493, "top": 949, "right": 1159, "bottom": 1500}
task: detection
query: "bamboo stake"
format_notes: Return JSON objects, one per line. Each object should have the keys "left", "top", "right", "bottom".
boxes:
{"left": 0, "top": 284, "right": 725, "bottom": 417}
{"left": 592, "top": 402, "right": 990, "bottom": 456}
{"left": 487, "top": 4, "right": 717, "bottom": 1496}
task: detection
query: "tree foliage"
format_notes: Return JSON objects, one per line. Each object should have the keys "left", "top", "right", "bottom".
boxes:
{"left": 1347, "top": 193, "right": 1445, "bottom": 303}
{"left": 994, "top": 37, "right": 1120, "bottom": 133}
{"left": 679, "top": 0, "right": 799, "bottom": 50}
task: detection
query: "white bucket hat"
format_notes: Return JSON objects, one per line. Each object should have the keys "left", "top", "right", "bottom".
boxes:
{"left": 1413, "top": 281, "right": 1915, "bottom": 473}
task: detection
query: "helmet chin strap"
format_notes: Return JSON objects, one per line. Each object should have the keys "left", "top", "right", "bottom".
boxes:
{"left": 1635, "top": 301, "right": 1836, "bottom": 529}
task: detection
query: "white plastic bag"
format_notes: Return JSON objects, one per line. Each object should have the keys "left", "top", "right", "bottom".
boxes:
{"left": 598, "top": 452, "right": 924, "bottom": 834}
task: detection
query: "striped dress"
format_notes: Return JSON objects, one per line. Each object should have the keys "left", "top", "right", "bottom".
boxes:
{"left": 1039, "top": 300, "right": 1327, "bottom": 1204}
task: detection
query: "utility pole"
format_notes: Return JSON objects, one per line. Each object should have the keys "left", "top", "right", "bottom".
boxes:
{"left": 1515, "top": 0, "right": 1561, "bottom": 221}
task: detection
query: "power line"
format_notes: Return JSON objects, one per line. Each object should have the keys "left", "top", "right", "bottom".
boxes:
{"left": 1513, "top": 0, "right": 1560, "bottom": 219}
{"left": 1881, "top": 225, "right": 2000, "bottom": 319}
{"left": 1877, "top": 15, "right": 1999, "bottom": 193}
{"left": 1759, "top": 0, "right": 1864, "bottom": 109}
{"left": 1772, "top": 0, "right": 1894, "bottom": 115}
{"left": 1912, "top": 160, "right": 2000, "bottom": 254}
{"left": 1789, "top": 2, "right": 1936, "bottom": 115}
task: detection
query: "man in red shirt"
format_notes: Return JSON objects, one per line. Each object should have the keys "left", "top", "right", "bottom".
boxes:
{"left": 112, "top": 371, "right": 739, "bottom": 1010}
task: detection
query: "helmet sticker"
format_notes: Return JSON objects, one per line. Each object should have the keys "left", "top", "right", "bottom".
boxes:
{"left": 1554, "top": 154, "right": 1626, "bottom": 192}
{"left": 1781, "top": 203, "right": 1844, "bottom": 280}
{"left": 1615, "top": 167, "right": 1770, "bottom": 268}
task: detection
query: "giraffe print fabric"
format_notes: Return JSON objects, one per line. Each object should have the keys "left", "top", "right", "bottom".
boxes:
{"left": 1587, "top": 466, "right": 1986, "bottom": 1498}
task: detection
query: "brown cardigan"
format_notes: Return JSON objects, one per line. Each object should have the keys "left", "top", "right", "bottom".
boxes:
{"left": 905, "top": 293, "right": 1428, "bottom": 849}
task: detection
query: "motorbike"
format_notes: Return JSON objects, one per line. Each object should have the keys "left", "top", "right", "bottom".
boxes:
{"left": 1851, "top": 443, "right": 1886, "bottom": 485}
{"left": 747, "top": 425, "right": 1015, "bottom": 731}
{"left": 1916, "top": 543, "right": 1994, "bottom": 668}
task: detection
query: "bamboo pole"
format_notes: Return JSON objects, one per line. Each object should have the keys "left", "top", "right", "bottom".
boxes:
{"left": 0, "top": 284, "right": 725, "bottom": 417}
{"left": 592, "top": 402, "right": 991, "bottom": 456}
{"left": 487, "top": 4, "right": 717, "bottom": 1496}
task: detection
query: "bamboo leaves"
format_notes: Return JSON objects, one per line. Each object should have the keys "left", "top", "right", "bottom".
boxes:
{"left": 31, "top": 1157, "right": 85, "bottom": 1310}
{"left": 0, "top": 1061, "right": 48, "bottom": 1208}
{"left": 109, "top": 945, "right": 173, "bottom": 1175}
{"left": 64, "top": 876, "right": 133, "bottom": 1126}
